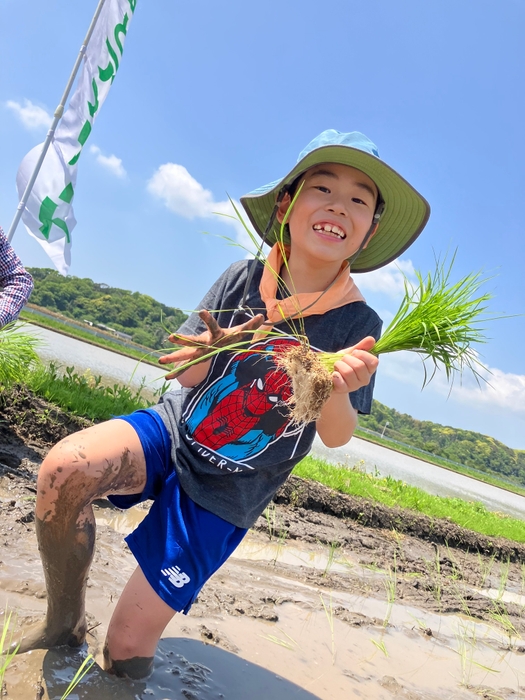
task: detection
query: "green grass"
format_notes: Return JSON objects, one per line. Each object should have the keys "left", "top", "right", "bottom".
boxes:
{"left": 0, "top": 609, "right": 19, "bottom": 688}
{"left": 293, "top": 456, "right": 525, "bottom": 543}
{"left": 19, "top": 309, "right": 162, "bottom": 367}
{"left": 24, "top": 362, "right": 166, "bottom": 422}
{"left": 353, "top": 427, "right": 525, "bottom": 498}
{"left": 0, "top": 322, "right": 41, "bottom": 387}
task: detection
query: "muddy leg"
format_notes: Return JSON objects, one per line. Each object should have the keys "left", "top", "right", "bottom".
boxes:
{"left": 103, "top": 566, "right": 176, "bottom": 680}
{"left": 16, "top": 420, "right": 147, "bottom": 653}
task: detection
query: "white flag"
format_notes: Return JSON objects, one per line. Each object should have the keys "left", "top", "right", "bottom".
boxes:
{"left": 16, "top": 0, "right": 137, "bottom": 274}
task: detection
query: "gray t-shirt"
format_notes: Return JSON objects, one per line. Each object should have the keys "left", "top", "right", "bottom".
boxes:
{"left": 152, "top": 259, "right": 382, "bottom": 528}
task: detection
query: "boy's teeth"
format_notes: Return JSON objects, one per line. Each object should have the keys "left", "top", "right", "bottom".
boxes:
{"left": 313, "top": 223, "right": 345, "bottom": 238}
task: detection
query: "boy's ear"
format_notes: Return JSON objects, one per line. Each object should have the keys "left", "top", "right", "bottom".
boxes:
{"left": 276, "top": 192, "right": 292, "bottom": 224}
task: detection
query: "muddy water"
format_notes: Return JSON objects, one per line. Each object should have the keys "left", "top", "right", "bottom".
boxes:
{"left": 2, "top": 530, "right": 524, "bottom": 699}
{"left": 2, "top": 501, "right": 524, "bottom": 700}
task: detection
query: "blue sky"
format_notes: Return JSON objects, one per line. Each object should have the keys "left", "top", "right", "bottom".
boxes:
{"left": 1, "top": 0, "right": 524, "bottom": 448}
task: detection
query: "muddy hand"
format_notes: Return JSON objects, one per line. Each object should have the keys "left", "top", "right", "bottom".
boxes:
{"left": 159, "top": 310, "right": 265, "bottom": 379}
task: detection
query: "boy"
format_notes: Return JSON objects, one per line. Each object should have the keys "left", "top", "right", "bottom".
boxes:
{"left": 17, "top": 130, "right": 429, "bottom": 678}
{"left": 0, "top": 225, "right": 34, "bottom": 328}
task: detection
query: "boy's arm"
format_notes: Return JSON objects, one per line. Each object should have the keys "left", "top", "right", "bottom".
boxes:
{"left": 316, "top": 336, "right": 378, "bottom": 448}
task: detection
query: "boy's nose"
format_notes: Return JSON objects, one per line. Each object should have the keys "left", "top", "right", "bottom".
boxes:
{"left": 327, "top": 204, "right": 347, "bottom": 217}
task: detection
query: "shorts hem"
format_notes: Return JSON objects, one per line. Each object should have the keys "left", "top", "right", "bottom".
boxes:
{"left": 125, "top": 532, "right": 199, "bottom": 615}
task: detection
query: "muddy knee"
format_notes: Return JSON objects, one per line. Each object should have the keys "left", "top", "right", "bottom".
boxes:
{"left": 37, "top": 443, "right": 97, "bottom": 520}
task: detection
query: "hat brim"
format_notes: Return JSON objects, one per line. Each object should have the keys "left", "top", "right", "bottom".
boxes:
{"left": 240, "top": 145, "right": 430, "bottom": 273}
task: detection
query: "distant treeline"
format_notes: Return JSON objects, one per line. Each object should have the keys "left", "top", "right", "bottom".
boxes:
{"left": 27, "top": 268, "right": 187, "bottom": 350}
{"left": 360, "top": 401, "right": 525, "bottom": 486}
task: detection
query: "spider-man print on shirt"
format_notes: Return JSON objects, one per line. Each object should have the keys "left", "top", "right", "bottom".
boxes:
{"left": 182, "top": 336, "right": 301, "bottom": 463}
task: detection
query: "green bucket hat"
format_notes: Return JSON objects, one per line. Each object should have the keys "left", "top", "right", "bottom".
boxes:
{"left": 240, "top": 129, "right": 430, "bottom": 273}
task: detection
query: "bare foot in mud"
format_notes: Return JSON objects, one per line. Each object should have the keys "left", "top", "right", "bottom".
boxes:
{"left": 13, "top": 616, "right": 87, "bottom": 654}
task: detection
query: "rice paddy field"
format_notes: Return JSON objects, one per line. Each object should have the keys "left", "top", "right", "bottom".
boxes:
{"left": 1, "top": 382, "right": 524, "bottom": 698}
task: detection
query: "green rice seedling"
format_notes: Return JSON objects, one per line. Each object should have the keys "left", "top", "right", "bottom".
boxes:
{"left": 383, "top": 556, "right": 397, "bottom": 627}
{"left": 260, "top": 630, "right": 298, "bottom": 651}
{"left": 370, "top": 637, "right": 388, "bottom": 657}
{"left": 497, "top": 557, "right": 511, "bottom": 601}
{"left": 478, "top": 551, "right": 497, "bottom": 589}
{"left": 319, "top": 593, "right": 336, "bottom": 664}
{"left": 489, "top": 602, "right": 518, "bottom": 650}
{"left": 0, "top": 322, "right": 41, "bottom": 387}
{"left": 263, "top": 502, "right": 277, "bottom": 541}
{"left": 323, "top": 541, "right": 341, "bottom": 577}
{"left": 0, "top": 609, "right": 19, "bottom": 689}
{"left": 60, "top": 653, "right": 95, "bottom": 700}
{"left": 454, "top": 620, "right": 499, "bottom": 688}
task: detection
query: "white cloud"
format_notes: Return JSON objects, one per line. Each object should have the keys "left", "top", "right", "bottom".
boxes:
{"left": 379, "top": 350, "right": 525, "bottom": 415}
{"left": 358, "top": 258, "right": 416, "bottom": 298}
{"left": 6, "top": 98, "right": 52, "bottom": 130}
{"left": 147, "top": 162, "right": 258, "bottom": 254}
{"left": 90, "top": 145, "right": 126, "bottom": 178}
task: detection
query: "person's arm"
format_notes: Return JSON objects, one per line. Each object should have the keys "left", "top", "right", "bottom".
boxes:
{"left": 0, "top": 227, "right": 34, "bottom": 328}
{"left": 316, "top": 336, "right": 378, "bottom": 447}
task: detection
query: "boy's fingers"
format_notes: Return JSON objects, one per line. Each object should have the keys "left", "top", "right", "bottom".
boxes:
{"left": 167, "top": 333, "right": 208, "bottom": 347}
{"left": 199, "top": 310, "right": 222, "bottom": 342}
{"left": 350, "top": 336, "right": 377, "bottom": 353}
{"left": 159, "top": 346, "right": 205, "bottom": 365}
{"left": 214, "top": 314, "right": 266, "bottom": 348}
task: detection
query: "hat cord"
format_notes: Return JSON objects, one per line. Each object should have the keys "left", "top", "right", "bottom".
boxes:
{"left": 237, "top": 186, "right": 289, "bottom": 314}
{"left": 348, "top": 200, "right": 385, "bottom": 266}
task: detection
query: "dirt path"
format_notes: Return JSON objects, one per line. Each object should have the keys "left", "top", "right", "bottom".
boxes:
{"left": 1, "top": 387, "right": 524, "bottom": 699}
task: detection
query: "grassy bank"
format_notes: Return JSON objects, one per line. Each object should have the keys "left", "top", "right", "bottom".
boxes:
{"left": 19, "top": 309, "right": 163, "bottom": 368}
{"left": 354, "top": 427, "right": 525, "bottom": 499}
{"left": 22, "top": 363, "right": 165, "bottom": 422}
{"left": 294, "top": 456, "right": 525, "bottom": 543}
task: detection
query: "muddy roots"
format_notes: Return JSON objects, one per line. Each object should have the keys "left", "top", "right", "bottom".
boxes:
{"left": 278, "top": 345, "right": 333, "bottom": 424}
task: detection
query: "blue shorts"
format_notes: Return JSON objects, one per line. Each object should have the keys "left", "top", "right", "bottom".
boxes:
{"left": 108, "top": 409, "right": 247, "bottom": 613}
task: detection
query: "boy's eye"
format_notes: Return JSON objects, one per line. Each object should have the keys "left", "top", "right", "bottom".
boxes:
{"left": 352, "top": 197, "right": 367, "bottom": 205}
{"left": 315, "top": 186, "right": 330, "bottom": 193}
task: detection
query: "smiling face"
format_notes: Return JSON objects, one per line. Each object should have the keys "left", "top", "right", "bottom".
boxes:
{"left": 277, "top": 163, "right": 379, "bottom": 268}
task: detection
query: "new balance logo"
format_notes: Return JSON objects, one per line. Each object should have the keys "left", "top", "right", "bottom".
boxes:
{"left": 161, "top": 566, "right": 191, "bottom": 588}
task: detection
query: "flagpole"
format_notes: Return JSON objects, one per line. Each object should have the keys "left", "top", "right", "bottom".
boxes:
{"left": 7, "top": 0, "right": 108, "bottom": 243}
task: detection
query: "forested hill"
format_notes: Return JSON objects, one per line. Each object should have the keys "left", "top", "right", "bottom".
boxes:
{"left": 27, "top": 268, "right": 187, "bottom": 350}
{"left": 360, "top": 401, "right": 525, "bottom": 485}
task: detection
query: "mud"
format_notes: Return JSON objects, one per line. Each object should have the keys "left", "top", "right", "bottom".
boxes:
{"left": 0, "top": 386, "right": 524, "bottom": 698}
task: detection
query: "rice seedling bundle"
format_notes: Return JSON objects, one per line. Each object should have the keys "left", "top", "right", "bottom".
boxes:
{"left": 0, "top": 322, "right": 41, "bottom": 387}
{"left": 280, "top": 256, "right": 494, "bottom": 424}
